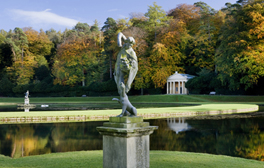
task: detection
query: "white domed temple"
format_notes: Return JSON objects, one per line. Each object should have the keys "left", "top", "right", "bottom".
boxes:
{"left": 166, "top": 71, "right": 195, "bottom": 94}
{"left": 167, "top": 118, "right": 192, "bottom": 134}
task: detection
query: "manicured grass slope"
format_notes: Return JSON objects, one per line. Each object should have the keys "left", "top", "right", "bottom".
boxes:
{"left": 0, "top": 95, "right": 260, "bottom": 120}
{"left": 0, "top": 104, "right": 258, "bottom": 119}
{"left": 0, "top": 151, "right": 263, "bottom": 168}
{"left": 1, "top": 94, "right": 264, "bottom": 104}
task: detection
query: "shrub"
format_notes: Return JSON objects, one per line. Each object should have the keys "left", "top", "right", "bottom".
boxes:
{"left": 0, "top": 76, "right": 13, "bottom": 96}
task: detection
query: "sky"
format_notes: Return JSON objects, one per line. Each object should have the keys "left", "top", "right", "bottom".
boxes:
{"left": 0, "top": 0, "right": 238, "bottom": 32}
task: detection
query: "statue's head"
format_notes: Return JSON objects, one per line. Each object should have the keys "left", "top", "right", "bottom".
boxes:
{"left": 124, "top": 37, "right": 135, "bottom": 49}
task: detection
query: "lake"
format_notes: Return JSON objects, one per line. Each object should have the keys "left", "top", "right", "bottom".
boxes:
{"left": 0, "top": 111, "right": 264, "bottom": 161}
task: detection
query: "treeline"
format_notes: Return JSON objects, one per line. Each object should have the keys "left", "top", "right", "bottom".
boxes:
{"left": 0, "top": 0, "right": 264, "bottom": 97}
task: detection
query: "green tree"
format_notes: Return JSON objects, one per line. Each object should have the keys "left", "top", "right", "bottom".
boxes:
{"left": 52, "top": 36, "right": 103, "bottom": 86}
{"left": 73, "top": 22, "right": 91, "bottom": 37}
{"left": 45, "top": 29, "right": 63, "bottom": 68}
{"left": 46, "top": 28, "right": 62, "bottom": 44}
{"left": 144, "top": 2, "right": 171, "bottom": 40}
{"left": 4, "top": 27, "right": 32, "bottom": 85}
{"left": 101, "top": 17, "right": 118, "bottom": 79}
{"left": 185, "top": 3, "right": 225, "bottom": 74}
{"left": 0, "top": 75, "right": 14, "bottom": 96}
{"left": 216, "top": 0, "right": 264, "bottom": 90}
{"left": 194, "top": 1, "right": 216, "bottom": 40}
{"left": 0, "top": 33, "right": 13, "bottom": 72}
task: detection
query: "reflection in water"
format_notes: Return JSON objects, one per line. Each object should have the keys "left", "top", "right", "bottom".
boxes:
{"left": 0, "top": 114, "right": 264, "bottom": 161}
{"left": 0, "top": 121, "right": 103, "bottom": 158}
{"left": 17, "top": 106, "right": 36, "bottom": 112}
{"left": 167, "top": 118, "right": 192, "bottom": 134}
{"left": 148, "top": 114, "right": 264, "bottom": 161}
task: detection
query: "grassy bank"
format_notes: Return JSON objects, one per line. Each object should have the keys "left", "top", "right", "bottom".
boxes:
{"left": 0, "top": 95, "right": 261, "bottom": 123}
{"left": 1, "top": 94, "right": 264, "bottom": 104}
{"left": 0, "top": 103, "right": 258, "bottom": 123}
{"left": 0, "top": 150, "right": 263, "bottom": 168}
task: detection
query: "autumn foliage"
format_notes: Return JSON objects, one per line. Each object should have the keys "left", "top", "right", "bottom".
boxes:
{"left": 1, "top": 1, "right": 264, "bottom": 95}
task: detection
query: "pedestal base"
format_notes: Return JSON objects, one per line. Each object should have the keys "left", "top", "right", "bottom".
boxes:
{"left": 97, "top": 116, "right": 157, "bottom": 168}
{"left": 24, "top": 99, "right": 29, "bottom": 105}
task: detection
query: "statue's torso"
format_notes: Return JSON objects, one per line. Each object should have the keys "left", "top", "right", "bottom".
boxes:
{"left": 115, "top": 48, "right": 137, "bottom": 73}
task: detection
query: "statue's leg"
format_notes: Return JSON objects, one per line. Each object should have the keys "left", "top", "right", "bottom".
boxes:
{"left": 114, "top": 68, "right": 125, "bottom": 96}
{"left": 117, "top": 76, "right": 126, "bottom": 117}
{"left": 126, "top": 61, "right": 138, "bottom": 93}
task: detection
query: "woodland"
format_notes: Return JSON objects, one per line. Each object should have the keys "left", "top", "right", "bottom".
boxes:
{"left": 0, "top": 0, "right": 264, "bottom": 96}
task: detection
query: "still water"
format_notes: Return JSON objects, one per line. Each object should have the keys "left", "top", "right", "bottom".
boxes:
{"left": 0, "top": 112, "right": 264, "bottom": 161}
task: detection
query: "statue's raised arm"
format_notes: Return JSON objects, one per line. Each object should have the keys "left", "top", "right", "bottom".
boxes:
{"left": 117, "top": 32, "right": 127, "bottom": 47}
{"left": 113, "top": 32, "right": 138, "bottom": 117}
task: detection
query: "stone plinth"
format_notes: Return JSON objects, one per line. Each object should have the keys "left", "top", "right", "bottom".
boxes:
{"left": 24, "top": 98, "right": 29, "bottom": 105}
{"left": 97, "top": 116, "right": 158, "bottom": 168}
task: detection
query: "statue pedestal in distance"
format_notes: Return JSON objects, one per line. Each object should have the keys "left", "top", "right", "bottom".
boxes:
{"left": 17, "top": 90, "right": 36, "bottom": 112}
{"left": 97, "top": 116, "right": 158, "bottom": 168}
{"left": 24, "top": 98, "right": 29, "bottom": 105}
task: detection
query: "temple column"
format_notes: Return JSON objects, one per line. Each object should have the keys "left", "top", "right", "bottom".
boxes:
{"left": 178, "top": 81, "right": 180, "bottom": 94}
{"left": 183, "top": 82, "right": 185, "bottom": 94}
{"left": 173, "top": 82, "right": 175, "bottom": 94}
{"left": 170, "top": 82, "right": 172, "bottom": 94}
{"left": 167, "top": 82, "right": 169, "bottom": 94}
{"left": 180, "top": 81, "right": 183, "bottom": 94}
{"left": 185, "top": 81, "right": 188, "bottom": 94}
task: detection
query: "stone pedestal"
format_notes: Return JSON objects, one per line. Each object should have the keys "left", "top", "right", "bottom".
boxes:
{"left": 24, "top": 98, "right": 29, "bottom": 105}
{"left": 97, "top": 116, "right": 158, "bottom": 168}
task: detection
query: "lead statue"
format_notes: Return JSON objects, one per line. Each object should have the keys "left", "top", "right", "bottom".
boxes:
{"left": 113, "top": 32, "right": 138, "bottom": 117}
{"left": 25, "top": 90, "right": 29, "bottom": 99}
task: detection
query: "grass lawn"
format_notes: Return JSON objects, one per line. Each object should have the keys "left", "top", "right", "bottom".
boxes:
{"left": 0, "top": 150, "right": 263, "bottom": 168}
{"left": 0, "top": 95, "right": 261, "bottom": 122}
{"left": 1, "top": 94, "right": 264, "bottom": 104}
{"left": 0, "top": 104, "right": 258, "bottom": 121}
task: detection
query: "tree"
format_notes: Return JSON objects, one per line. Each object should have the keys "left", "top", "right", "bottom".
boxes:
{"left": 101, "top": 17, "right": 118, "bottom": 79}
{"left": 194, "top": 1, "right": 216, "bottom": 38}
{"left": 129, "top": 12, "right": 148, "bottom": 28}
{"left": 216, "top": 0, "right": 264, "bottom": 90}
{"left": 23, "top": 28, "right": 53, "bottom": 85}
{"left": 0, "top": 75, "right": 14, "bottom": 96}
{"left": 185, "top": 3, "right": 224, "bottom": 74}
{"left": 24, "top": 28, "right": 53, "bottom": 66}
{"left": 13, "top": 27, "right": 28, "bottom": 62}
{"left": 167, "top": 4, "right": 200, "bottom": 34}
{"left": 52, "top": 36, "right": 103, "bottom": 86}
{"left": 144, "top": 2, "right": 171, "bottom": 40}
{"left": 4, "top": 27, "right": 33, "bottom": 85}
{"left": 46, "top": 28, "right": 62, "bottom": 44}
{"left": 90, "top": 20, "right": 102, "bottom": 47}
{"left": 45, "top": 29, "right": 62, "bottom": 68}
{"left": 73, "top": 22, "right": 91, "bottom": 37}
{"left": 0, "top": 33, "right": 13, "bottom": 72}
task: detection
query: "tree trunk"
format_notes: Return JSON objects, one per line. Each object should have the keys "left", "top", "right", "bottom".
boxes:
{"left": 109, "top": 54, "right": 112, "bottom": 79}
{"left": 82, "top": 79, "right": 85, "bottom": 86}
{"left": 11, "top": 136, "right": 16, "bottom": 158}
{"left": 22, "top": 47, "right": 24, "bottom": 62}
{"left": 82, "top": 70, "right": 85, "bottom": 86}
{"left": 11, "top": 48, "right": 16, "bottom": 61}
{"left": 21, "top": 47, "right": 24, "bottom": 68}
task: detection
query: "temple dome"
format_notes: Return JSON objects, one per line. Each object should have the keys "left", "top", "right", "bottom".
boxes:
{"left": 167, "top": 71, "right": 195, "bottom": 82}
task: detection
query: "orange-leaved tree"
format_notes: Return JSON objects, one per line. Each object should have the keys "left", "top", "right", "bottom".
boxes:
{"left": 52, "top": 36, "right": 102, "bottom": 86}
{"left": 149, "top": 19, "right": 188, "bottom": 88}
